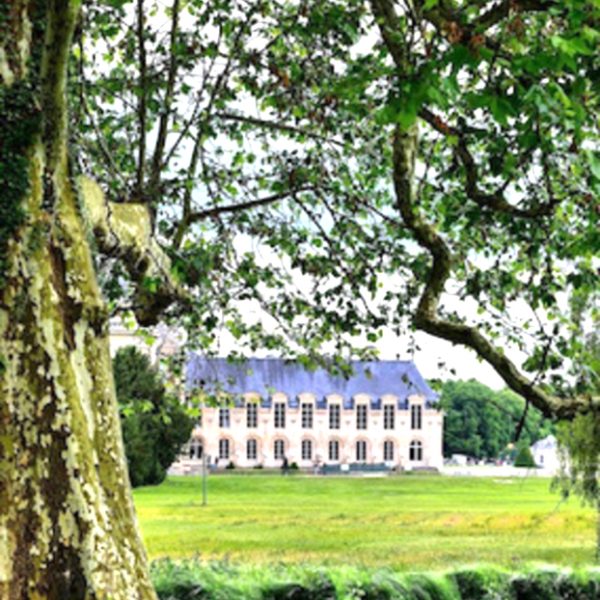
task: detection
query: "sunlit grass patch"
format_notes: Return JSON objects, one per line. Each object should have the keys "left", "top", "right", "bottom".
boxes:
{"left": 134, "top": 474, "right": 596, "bottom": 570}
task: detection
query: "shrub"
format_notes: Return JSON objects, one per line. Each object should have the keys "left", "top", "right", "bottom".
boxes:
{"left": 114, "top": 346, "right": 195, "bottom": 487}
{"left": 290, "top": 462, "right": 299, "bottom": 470}
{"left": 452, "top": 567, "right": 508, "bottom": 600}
{"left": 514, "top": 443, "right": 537, "bottom": 468}
{"left": 226, "top": 461, "right": 236, "bottom": 470}
{"left": 262, "top": 577, "right": 336, "bottom": 600}
{"left": 510, "top": 570, "right": 561, "bottom": 600}
{"left": 150, "top": 561, "right": 600, "bottom": 600}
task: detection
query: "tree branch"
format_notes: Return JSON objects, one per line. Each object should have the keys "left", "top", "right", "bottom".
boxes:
{"left": 419, "top": 107, "right": 559, "bottom": 218}
{"left": 40, "top": 0, "right": 80, "bottom": 176}
{"left": 216, "top": 111, "right": 344, "bottom": 147}
{"left": 391, "top": 125, "right": 592, "bottom": 419}
{"left": 135, "top": 0, "right": 148, "bottom": 195}
{"left": 149, "top": 0, "right": 180, "bottom": 193}
{"left": 188, "top": 187, "right": 314, "bottom": 223}
{"left": 473, "top": 0, "right": 553, "bottom": 33}
{"left": 79, "top": 177, "right": 188, "bottom": 326}
{"left": 370, "top": 0, "right": 410, "bottom": 70}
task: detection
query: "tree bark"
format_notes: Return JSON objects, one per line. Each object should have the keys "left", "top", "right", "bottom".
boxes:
{"left": 0, "top": 1, "right": 156, "bottom": 598}
{"left": 596, "top": 498, "right": 600, "bottom": 564}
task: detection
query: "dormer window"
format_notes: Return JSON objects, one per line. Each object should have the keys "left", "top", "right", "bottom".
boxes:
{"left": 274, "top": 402, "right": 286, "bottom": 428}
{"left": 219, "top": 407, "right": 230, "bottom": 428}
{"left": 384, "top": 404, "right": 395, "bottom": 429}
{"left": 247, "top": 402, "right": 258, "bottom": 428}
{"left": 329, "top": 404, "right": 340, "bottom": 429}
{"left": 411, "top": 404, "right": 422, "bottom": 430}
{"left": 301, "top": 403, "right": 313, "bottom": 428}
{"left": 356, "top": 404, "right": 368, "bottom": 430}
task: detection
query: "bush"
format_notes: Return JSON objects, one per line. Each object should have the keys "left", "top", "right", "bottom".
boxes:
{"left": 253, "top": 464, "right": 264, "bottom": 469}
{"left": 452, "top": 567, "right": 508, "bottom": 600}
{"left": 225, "top": 461, "right": 236, "bottom": 470}
{"left": 514, "top": 443, "right": 537, "bottom": 468}
{"left": 151, "top": 561, "right": 600, "bottom": 600}
{"left": 290, "top": 462, "right": 299, "bottom": 470}
{"left": 262, "top": 575, "right": 336, "bottom": 600}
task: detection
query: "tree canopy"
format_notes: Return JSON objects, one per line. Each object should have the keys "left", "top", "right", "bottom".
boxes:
{"left": 76, "top": 0, "right": 599, "bottom": 419}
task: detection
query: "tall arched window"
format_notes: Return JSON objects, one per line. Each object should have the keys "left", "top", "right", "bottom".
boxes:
{"left": 189, "top": 438, "right": 203, "bottom": 459}
{"left": 356, "top": 440, "right": 367, "bottom": 462}
{"left": 409, "top": 440, "right": 423, "bottom": 461}
{"left": 219, "top": 438, "right": 230, "bottom": 460}
{"left": 301, "top": 439, "right": 313, "bottom": 460}
{"left": 383, "top": 440, "right": 394, "bottom": 462}
{"left": 328, "top": 440, "right": 339, "bottom": 461}
{"left": 247, "top": 438, "right": 258, "bottom": 460}
{"left": 274, "top": 438, "right": 285, "bottom": 460}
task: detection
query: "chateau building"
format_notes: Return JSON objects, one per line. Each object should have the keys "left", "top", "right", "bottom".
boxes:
{"left": 185, "top": 357, "right": 443, "bottom": 471}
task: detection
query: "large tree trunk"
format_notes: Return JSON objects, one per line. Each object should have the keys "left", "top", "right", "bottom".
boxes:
{"left": 596, "top": 498, "right": 600, "bottom": 564}
{"left": 0, "top": 1, "right": 156, "bottom": 598}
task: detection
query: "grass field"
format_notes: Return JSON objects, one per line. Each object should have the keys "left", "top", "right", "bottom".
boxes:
{"left": 134, "top": 474, "right": 596, "bottom": 571}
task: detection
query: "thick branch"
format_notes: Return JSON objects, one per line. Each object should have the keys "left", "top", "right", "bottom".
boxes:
{"left": 40, "top": 0, "right": 80, "bottom": 175}
{"left": 79, "top": 177, "right": 188, "bottom": 326}
{"left": 419, "top": 108, "right": 558, "bottom": 218}
{"left": 370, "top": 0, "right": 410, "bottom": 70}
{"left": 391, "top": 126, "right": 591, "bottom": 420}
{"left": 473, "top": 0, "right": 553, "bottom": 32}
{"left": 371, "top": 1, "right": 587, "bottom": 417}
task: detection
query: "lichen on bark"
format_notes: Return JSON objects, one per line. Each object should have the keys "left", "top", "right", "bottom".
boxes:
{"left": 0, "top": 1, "right": 157, "bottom": 598}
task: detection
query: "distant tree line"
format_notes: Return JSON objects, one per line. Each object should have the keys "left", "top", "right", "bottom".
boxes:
{"left": 439, "top": 380, "right": 553, "bottom": 461}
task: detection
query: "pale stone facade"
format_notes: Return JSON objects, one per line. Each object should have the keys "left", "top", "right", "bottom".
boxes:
{"left": 530, "top": 434, "right": 560, "bottom": 474}
{"left": 108, "top": 318, "right": 184, "bottom": 363}
{"left": 185, "top": 358, "right": 443, "bottom": 471}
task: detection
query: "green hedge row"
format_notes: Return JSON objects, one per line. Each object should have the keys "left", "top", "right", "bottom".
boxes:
{"left": 151, "top": 560, "right": 600, "bottom": 600}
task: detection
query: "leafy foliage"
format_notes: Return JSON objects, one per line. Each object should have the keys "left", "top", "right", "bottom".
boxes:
{"left": 555, "top": 413, "right": 600, "bottom": 505}
{"left": 113, "top": 346, "right": 194, "bottom": 487}
{"left": 439, "top": 380, "right": 552, "bottom": 459}
{"left": 74, "top": 0, "right": 599, "bottom": 414}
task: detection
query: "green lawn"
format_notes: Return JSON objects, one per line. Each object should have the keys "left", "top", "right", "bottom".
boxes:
{"left": 134, "top": 474, "right": 596, "bottom": 571}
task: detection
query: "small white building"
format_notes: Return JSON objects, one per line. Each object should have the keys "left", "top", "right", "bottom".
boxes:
{"left": 182, "top": 358, "right": 444, "bottom": 471}
{"left": 530, "top": 434, "right": 560, "bottom": 473}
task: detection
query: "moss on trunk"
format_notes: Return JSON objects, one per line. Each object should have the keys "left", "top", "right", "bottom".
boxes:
{"left": 0, "top": 1, "right": 157, "bottom": 598}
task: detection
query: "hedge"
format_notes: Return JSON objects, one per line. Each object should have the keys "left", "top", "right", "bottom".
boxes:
{"left": 151, "top": 560, "right": 600, "bottom": 600}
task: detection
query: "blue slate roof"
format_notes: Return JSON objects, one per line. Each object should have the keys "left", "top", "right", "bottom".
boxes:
{"left": 186, "top": 357, "right": 437, "bottom": 406}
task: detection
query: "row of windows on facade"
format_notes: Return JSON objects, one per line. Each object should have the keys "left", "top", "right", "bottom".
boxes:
{"left": 209, "top": 403, "right": 423, "bottom": 430}
{"left": 193, "top": 439, "right": 424, "bottom": 463}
